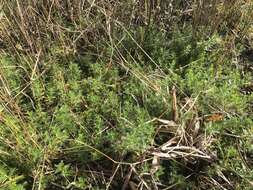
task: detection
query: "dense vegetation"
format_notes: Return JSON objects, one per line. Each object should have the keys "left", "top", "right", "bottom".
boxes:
{"left": 0, "top": 0, "right": 253, "bottom": 189}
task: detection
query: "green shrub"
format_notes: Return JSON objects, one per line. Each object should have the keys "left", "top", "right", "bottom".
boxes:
{"left": 0, "top": 1, "right": 253, "bottom": 189}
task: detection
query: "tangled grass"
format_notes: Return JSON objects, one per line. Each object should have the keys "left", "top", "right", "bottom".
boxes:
{"left": 0, "top": 0, "right": 253, "bottom": 189}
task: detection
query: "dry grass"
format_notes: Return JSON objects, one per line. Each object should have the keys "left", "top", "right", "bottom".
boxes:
{"left": 0, "top": 0, "right": 253, "bottom": 189}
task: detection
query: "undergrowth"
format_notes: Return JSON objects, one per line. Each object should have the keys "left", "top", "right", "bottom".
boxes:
{"left": 0, "top": 0, "right": 253, "bottom": 189}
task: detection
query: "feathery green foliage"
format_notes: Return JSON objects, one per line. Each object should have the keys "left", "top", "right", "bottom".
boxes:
{"left": 0, "top": 0, "right": 253, "bottom": 189}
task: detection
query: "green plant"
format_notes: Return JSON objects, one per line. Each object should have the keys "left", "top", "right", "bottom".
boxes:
{"left": 0, "top": 0, "right": 253, "bottom": 189}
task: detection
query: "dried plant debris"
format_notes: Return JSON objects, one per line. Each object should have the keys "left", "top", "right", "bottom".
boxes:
{"left": 0, "top": 0, "right": 253, "bottom": 189}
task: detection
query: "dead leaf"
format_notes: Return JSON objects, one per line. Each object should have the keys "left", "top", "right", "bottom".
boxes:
{"left": 156, "top": 119, "right": 178, "bottom": 127}
{"left": 205, "top": 113, "right": 224, "bottom": 122}
{"left": 150, "top": 155, "right": 160, "bottom": 174}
